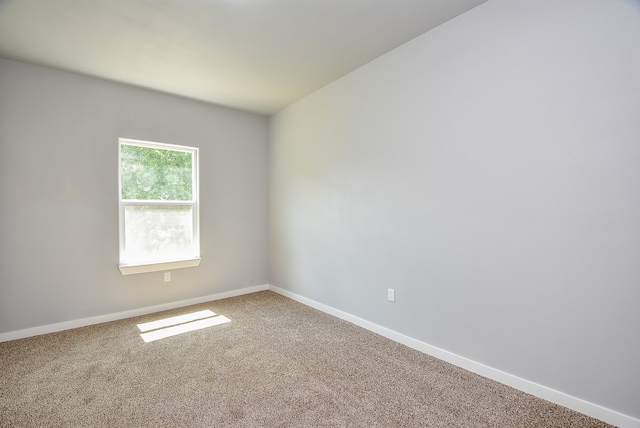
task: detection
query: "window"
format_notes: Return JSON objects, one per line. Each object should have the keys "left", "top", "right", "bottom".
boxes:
{"left": 118, "top": 138, "right": 200, "bottom": 275}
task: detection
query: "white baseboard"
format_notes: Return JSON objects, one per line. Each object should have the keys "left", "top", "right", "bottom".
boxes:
{"left": 0, "top": 284, "right": 269, "bottom": 343}
{"left": 268, "top": 284, "right": 640, "bottom": 428}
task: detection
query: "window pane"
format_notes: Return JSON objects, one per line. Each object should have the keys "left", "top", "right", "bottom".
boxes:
{"left": 123, "top": 205, "right": 195, "bottom": 264}
{"left": 121, "top": 144, "right": 193, "bottom": 201}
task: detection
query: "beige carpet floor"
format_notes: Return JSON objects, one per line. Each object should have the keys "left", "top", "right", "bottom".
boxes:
{"left": 0, "top": 291, "right": 612, "bottom": 427}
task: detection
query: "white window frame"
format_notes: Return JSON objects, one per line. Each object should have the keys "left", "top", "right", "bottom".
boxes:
{"left": 118, "top": 138, "right": 201, "bottom": 275}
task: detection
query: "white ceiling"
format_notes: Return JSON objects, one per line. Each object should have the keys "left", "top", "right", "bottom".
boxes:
{"left": 0, "top": 0, "right": 487, "bottom": 115}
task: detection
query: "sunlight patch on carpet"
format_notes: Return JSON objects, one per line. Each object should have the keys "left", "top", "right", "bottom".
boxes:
{"left": 137, "top": 310, "right": 217, "bottom": 332}
{"left": 137, "top": 310, "right": 231, "bottom": 342}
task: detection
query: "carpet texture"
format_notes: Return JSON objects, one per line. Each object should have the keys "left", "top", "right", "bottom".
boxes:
{"left": 0, "top": 291, "right": 612, "bottom": 427}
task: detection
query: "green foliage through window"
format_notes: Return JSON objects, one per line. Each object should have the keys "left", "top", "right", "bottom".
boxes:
{"left": 121, "top": 144, "right": 193, "bottom": 201}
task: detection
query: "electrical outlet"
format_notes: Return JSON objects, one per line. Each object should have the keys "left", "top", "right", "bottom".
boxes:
{"left": 164, "top": 272, "right": 171, "bottom": 282}
{"left": 387, "top": 288, "right": 395, "bottom": 302}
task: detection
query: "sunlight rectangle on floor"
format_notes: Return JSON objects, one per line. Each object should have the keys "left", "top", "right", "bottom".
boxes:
{"left": 137, "top": 309, "right": 217, "bottom": 333}
{"left": 140, "top": 316, "right": 231, "bottom": 342}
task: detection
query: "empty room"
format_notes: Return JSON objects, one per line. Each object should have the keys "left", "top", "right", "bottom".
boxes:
{"left": 1, "top": 0, "right": 639, "bottom": 426}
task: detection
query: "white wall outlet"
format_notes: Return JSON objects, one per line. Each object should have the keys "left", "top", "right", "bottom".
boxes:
{"left": 164, "top": 272, "right": 171, "bottom": 282}
{"left": 387, "top": 288, "right": 395, "bottom": 302}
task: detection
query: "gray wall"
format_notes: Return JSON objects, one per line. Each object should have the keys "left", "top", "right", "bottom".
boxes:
{"left": 269, "top": 0, "right": 640, "bottom": 419}
{"left": 0, "top": 58, "right": 268, "bottom": 333}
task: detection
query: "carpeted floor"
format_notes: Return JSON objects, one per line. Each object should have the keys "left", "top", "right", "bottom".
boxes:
{"left": 0, "top": 291, "right": 612, "bottom": 427}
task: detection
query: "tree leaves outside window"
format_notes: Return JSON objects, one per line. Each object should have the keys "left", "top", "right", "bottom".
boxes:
{"left": 120, "top": 144, "right": 193, "bottom": 201}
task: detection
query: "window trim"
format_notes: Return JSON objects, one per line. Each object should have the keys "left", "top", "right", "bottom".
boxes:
{"left": 118, "top": 258, "right": 201, "bottom": 276}
{"left": 118, "top": 138, "right": 201, "bottom": 275}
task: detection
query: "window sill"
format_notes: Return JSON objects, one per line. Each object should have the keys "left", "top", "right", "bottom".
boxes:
{"left": 118, "top": 258, "right": 201, "bottom": 275}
